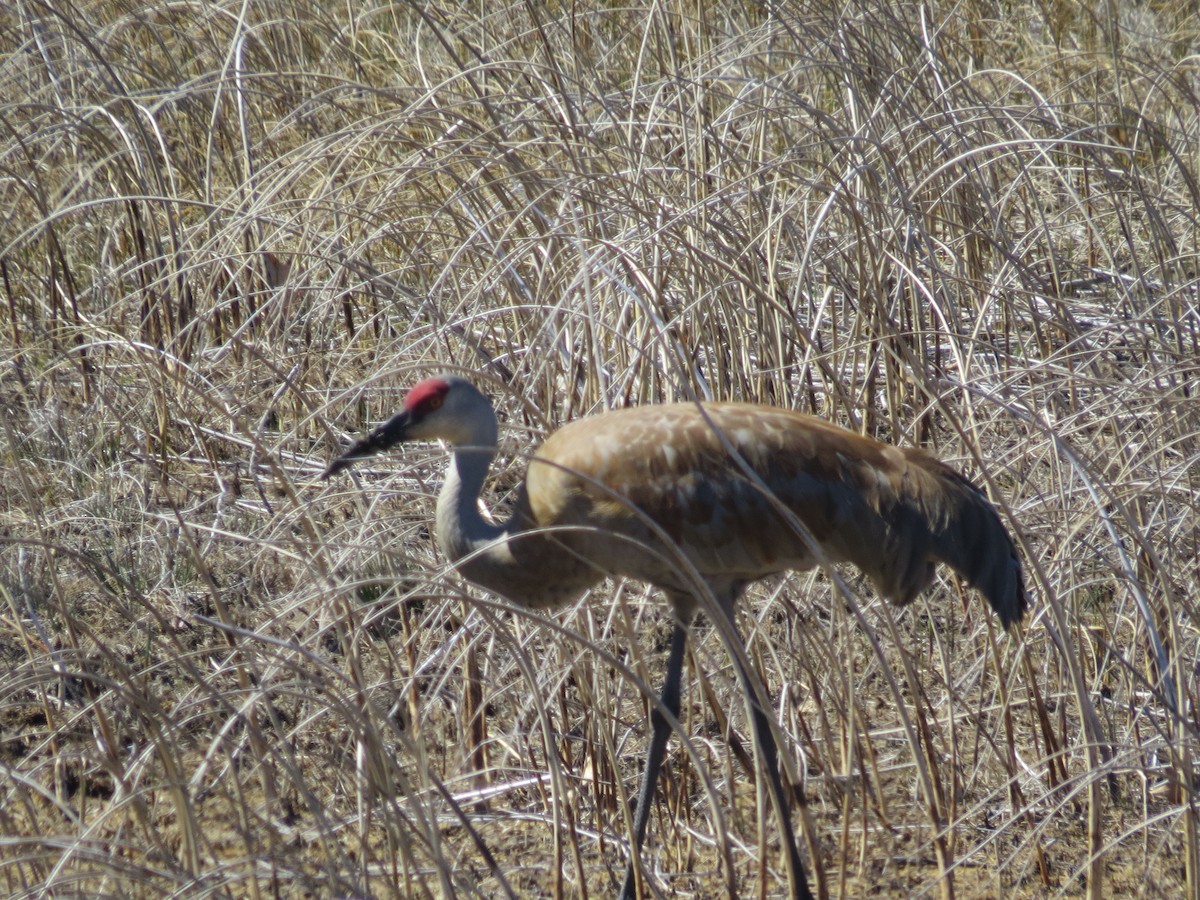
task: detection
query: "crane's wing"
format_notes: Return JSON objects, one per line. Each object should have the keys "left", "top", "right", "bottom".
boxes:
{"left": 526, "top": 403, "right": 1026, "bottom": 628}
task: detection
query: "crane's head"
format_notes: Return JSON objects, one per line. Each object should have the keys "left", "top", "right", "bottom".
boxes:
{"left": 322, "top": 375, "right": 499, "bottom": 478}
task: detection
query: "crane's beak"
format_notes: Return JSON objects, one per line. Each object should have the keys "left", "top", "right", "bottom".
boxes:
{"left": 322, "top": 409, "right": 413, "bottom": 479}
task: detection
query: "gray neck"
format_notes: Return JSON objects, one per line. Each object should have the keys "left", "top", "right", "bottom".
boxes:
{"left": 432, "top": 436, "right": 604, "bottom": 611}
{"left": 435, "top": 445, "right": 510, "bottom": 563}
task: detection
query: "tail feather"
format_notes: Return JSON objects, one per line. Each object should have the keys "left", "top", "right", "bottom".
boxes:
{"left": 907, "top": 454, "right": 1028, "bottom": 629}
{"left": 878, "top": 453, "right": 1027, "bottom": 628}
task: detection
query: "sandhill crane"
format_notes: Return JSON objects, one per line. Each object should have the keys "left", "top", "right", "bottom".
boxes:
{"left": 324, "top": 375, "right": 1028, "bottom": 900}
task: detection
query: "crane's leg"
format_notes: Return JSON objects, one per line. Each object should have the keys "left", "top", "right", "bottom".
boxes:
{"left": 716, "top": 594, "right": 814, "bottom": 900}
{"left": 618, "top": 615, "right": 689, "bottom": 900}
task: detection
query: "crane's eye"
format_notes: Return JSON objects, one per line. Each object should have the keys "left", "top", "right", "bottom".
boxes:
{"left": 426, "top": 395, "right": 443, "bottom": 411}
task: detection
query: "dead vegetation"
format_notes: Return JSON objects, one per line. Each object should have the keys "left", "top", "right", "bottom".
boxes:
{"left": 1, "top": 0, "right": 1198, "bottom": 897}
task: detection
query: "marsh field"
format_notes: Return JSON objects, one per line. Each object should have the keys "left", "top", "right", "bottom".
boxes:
{"left": 2, "top": 0, "right": 1199, "bottom": 897}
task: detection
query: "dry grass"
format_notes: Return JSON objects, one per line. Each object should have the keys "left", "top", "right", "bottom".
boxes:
{"left": 2, "top": 0, "right": 1198, "bottom": 897}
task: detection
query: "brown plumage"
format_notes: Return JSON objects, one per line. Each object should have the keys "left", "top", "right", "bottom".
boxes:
{"left": 325, "top": 375, "right": 1028, "bottom": 900}
{"left": 522, "top": 402, "right": 1025, "bottom": 624}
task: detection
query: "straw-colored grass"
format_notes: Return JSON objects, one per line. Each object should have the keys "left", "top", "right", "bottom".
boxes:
{"left": 2, "top": 1, "right": 1197, "bottom": 896}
